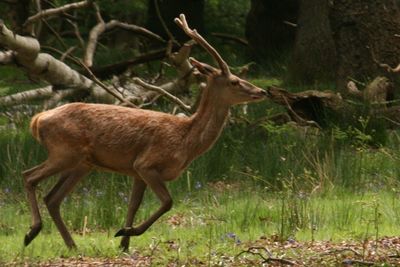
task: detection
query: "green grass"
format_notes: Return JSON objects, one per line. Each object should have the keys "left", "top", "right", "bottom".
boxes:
{"left": 1, "top": 183, "right": 399, "bottom": 264}
{"left": 1, "top": 72, "right": 400, "bottom": 264}
{"left": 1, "top": 118, "right": 400, "bottom": 264}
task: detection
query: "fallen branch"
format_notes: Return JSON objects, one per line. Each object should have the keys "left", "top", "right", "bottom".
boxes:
{"left": 0, "top": 86, "right": 53, "bottom": 107}
{"left": 133, "top": 78, "right": 191, "bottom": 112}
{"left": 78, "top": 60, "right": 137, "bottom": 108}
{"left": 211, "top": 32, "right": 248, "bottom": 46}
{"left": 0, "top": 50, "right": 14, "bottom": 64}
{"left": 24, "top": 0, "right": 92, "bottom": 28}
{"left": 83, "top": 3, "right": 165, "bottom": 67}
{"left": 236, "top": 246, "right": 296, "bottom": 265}
{"left": 91, "top": 48, "right": 169, "bottom": 79}
{"left": 342, "top": 259, "right": 375, "bottom": 266}
{"left": 369, "top": 45, "right": 400, "bottom": 73}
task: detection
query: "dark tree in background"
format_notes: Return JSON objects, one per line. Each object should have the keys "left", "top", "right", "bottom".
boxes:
{"left": 245, "top": 0, "right": 298, "bottom": 60}
{"left": 330, "top": 0, "right": 400, "bottom": 91}
{"left": 1, "top": 0, "right": 30, "bottom": 34}
{"left": 247, "top": 0, "right": 400, "bottom": 91}
{"left": 147, "top": 0, "right": 204, "bottom": 42}
{"left": 287, "top": 0, "right": 336, "bottom": 85}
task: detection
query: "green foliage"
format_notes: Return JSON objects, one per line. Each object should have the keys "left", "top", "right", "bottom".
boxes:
{"left": 205, "top": 0, "right": 250, "bottom": 36}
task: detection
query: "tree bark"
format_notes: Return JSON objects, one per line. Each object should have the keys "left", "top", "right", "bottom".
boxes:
{"left": 287, "top": 0, "right": 336, "bottom": 85}
{"left": 245, "top": 0, "right": 298, "bottom": 61}
{"left": 330, "top": 0, "right": 400, "bottom": 91}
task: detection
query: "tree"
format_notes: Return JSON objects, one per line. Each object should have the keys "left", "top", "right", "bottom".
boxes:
{"left": 330, "top": 0, "right": 400, "bottom": 91}
{"left": 0, "top": 1, "right": 199, "bottom": 111}
{"left": 245, "top": 0, "right": 298, "bottom": 60}
{"left": 287, "top": 0, "right": 336, "bottom": 85}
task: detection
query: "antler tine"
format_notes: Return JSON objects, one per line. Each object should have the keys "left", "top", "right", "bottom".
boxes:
{"left": 174, "top": 14, "right": 231, "bottom": 75}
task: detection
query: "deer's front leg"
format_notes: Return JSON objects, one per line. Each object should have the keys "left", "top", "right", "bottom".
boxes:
{"left": 119, "top": 177, "right": 147, "bottom": 251}
{"left": 115, "top": 168, "right": 173, "bottom": 237}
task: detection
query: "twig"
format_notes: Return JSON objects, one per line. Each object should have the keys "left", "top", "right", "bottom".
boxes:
{"left": 60, "top": 46, "right": 76, "bottom": 62}
{"left": 133, "top": 78, "right": 191, "bottom": 113}
{"left": 42, "top": 19, "right": 68, "bottom": 50}
{"left": 342, "top": 259, "right": 375, "bottom": 266}
{"left": 84, "top": 3, "right": 165, "bottom": 67}
{"left": 41, "top": 46, "right": 82, "bottom": 67}
{"left": 283, "top": 20, "right": 297, "bottom": 27}
{"left": 91, "top": 48, "right": 170, "bottom": 78}
{"left": 236, "top": 246, "right": 296, "bottom": 265}
{"left": 66, "top": 18, "right": 85, "bottom": 48}
{"left": 282, "top": 95, "right": 322, "bottom": 129}
{"left": 368, "top": 45, "right": 400, "bottom": 73}
{"left": 78, "top": 59, "right": 137, "bottom": 108}
{"left": 321, "top": 248, "right": 362, "bottom": 257}
{"left": 211, "top": 32, "right": 248, "bottom": 46}
{"left": 154, "top": 0, "right": 179, "bottom": 46}
{"left": 24, "top": 0, "right": 92, "bottom": 27}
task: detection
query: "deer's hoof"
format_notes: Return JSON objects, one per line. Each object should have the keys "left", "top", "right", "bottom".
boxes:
{"left": 24, "top": 223, "right": 42, "bottom": 246}
{"left": 114, "top": 227, "right": 130, "bottom": 237}
{"left": 119, "top": 236, "right": 130, "bottom": 251}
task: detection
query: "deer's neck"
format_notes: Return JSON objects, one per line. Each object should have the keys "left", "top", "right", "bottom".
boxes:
{"left": 186, "top": 85, "right": 230, "bottom": 159}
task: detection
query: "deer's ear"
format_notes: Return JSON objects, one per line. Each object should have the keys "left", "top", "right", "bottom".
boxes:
{"left": 189, "top": 57, "right": 218, "bottom": 76}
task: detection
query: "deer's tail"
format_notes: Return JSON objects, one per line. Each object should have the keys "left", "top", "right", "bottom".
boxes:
{"left": 30, "top": 112, "right": 44, "bottom": 143}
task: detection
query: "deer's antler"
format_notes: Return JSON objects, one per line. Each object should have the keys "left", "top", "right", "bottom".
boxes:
{"left": 174, "top": 14, "right": 231, "bottom": 76}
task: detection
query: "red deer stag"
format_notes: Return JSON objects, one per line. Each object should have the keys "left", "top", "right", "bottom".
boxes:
{"left": 22, "top": 14, "right": 267, "bottom": 250}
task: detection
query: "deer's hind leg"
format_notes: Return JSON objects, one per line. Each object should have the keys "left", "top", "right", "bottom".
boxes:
{"left": 44, "top": 163, "right": 92, "bottom": 248}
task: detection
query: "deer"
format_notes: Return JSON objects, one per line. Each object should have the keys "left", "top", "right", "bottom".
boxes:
{"left": 22, "top": 14, "right": 267, "bottom": 251}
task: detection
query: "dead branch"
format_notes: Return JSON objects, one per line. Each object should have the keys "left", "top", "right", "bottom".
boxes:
{"left": 84, "top": 19, "right": 165, "bottom": 67}
{"left": 0, "top": 21, "right": 129, "bottom": 105}
{"left": 60, "top": 46, "right": 76, "bottom": 62}
{"left": 211, "top": 32, "right": 248, "bottom": 46}
{"left": 369, "top": 45, "right": 400, "bottom": 73}
{"left": 282, "top": 94, "right": 322, "bottom": 129}
{"left": 0, "top": 50, "right": 14, "bottom": 64}
{"left": 91, "top": 48, "right": 169, "bottom": 78}
{"left": 236, "top": 246, "right": 296, "bottom": 265}
{"left": 283, "top": 20, "right": 298, "bottom": 27}
{"left": 78, "top": 60, "right": 137, "bottom": 108}
{"left": 66, "top": 19, "right": 85, "bottom": 48}
{"left": 154, "top": 0, "right": 179, "bottom": 45}
{"left": 133, "top": 78, "right": 191, "bottom": 112}
{"left": 84, "top": 3, "right": 165, "bottom": 67}
{"left": 342, "top": 259, "right": 375, "bottom": 266}
{"left": 0, "top": 86, "right": 53, "bottom": 106}
{"left": 23, "top": 0, "right": 92, "bottom": 28}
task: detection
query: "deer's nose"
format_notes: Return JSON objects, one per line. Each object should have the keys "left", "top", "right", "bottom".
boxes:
{"left": 260, "top": 90, "right": 267, "bottom": 96}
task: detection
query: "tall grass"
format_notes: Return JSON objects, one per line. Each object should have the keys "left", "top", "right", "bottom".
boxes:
{"left": 1, "top": 99, "right": 400, "bottom": 263}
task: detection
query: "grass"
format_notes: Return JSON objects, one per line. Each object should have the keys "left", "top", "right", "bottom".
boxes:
{"left": 1, "top": 183, "right": 399, "bottom": 265}
{"left": 1, "top": 114, "right": 400, "bottom": 265}
{"left": 1, "top": 69, "right": 400, "bottom": 264}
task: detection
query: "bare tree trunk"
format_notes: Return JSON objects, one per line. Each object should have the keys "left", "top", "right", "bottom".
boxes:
{"left": 287, "top": 0, "right": 336, "bottom": 85}
{"left": 245, "top": 0, "right": 298, "bottom": 61}
{"left": 330, "top": 0, "right": 400, "bottom": 92}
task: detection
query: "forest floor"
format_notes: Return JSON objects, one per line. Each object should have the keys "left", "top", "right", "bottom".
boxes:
{"left": 4, "top": 237, "right": 400, "bottom": 266}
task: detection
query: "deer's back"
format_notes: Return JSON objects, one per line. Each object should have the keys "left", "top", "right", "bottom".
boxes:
{"left": 32, "top": 102, "right": 191, "bottom": 154}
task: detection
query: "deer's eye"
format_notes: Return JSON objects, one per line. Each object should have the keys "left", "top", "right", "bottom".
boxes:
{"left": 230, "top": 79, "right": 239, "bottom": 86}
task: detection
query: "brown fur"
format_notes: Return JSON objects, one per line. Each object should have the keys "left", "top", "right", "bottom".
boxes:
{"left": 22, "top": 13, "right": 267, "bottom": 250}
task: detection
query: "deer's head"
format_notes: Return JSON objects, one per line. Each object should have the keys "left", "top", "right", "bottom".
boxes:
{"left": 175, "top": 14, "right": 267, "bottom": 106}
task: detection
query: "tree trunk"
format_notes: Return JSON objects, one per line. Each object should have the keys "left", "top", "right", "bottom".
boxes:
{"left": 287, "top": 0, "right": 336, "bottom": 85}
{"left": 330, "top": 0, "right": 400, "bottom": 91}
{"left": 245, "top": 0, "right": 298, "bottom": 61}
{"left": 147, "top": 0, "right": 205, "bottom": 42}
